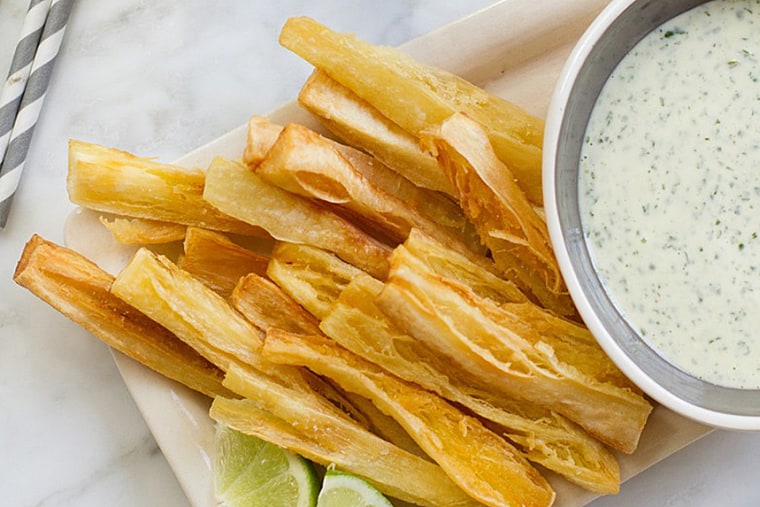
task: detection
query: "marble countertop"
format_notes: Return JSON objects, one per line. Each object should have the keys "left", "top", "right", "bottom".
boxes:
{"left": 1, "top": 1, "right": 759, "bottom": 506}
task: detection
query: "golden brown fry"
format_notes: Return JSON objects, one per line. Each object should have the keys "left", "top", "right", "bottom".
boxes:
{"left": 266, "top": 242, "right": 366, "bottom": 320}
{"left": 242, "top": 115, "right": 284, "bottom": 168}
{"left": 405, "top": 228, "right": 528, "bottom": 305}
{"left": 231, "top": 272, "right": 322, "bottom": 336}
{"left": 213, "top": 364, "right": 482, "bottom": 507}
{"left": 299, "top": 69, "right": 453, "bottom": 195}
{"left": 256, "top": 123, "right": 483, "bottom": 257}
{"left": 13, "top": 235, "right": 231, "bottom": 399}
{"left": 202, "top": 156, "right": 391, "bottom": 279}
{"left": 67, "top": 140, "right": 264, "bottom": 236}
{"left": 230, "top": 271, "right": 376, "bottom": 431}
{"left": 421, "top": 113, "right": 577, "bottom": 319}
{"left": 337, "top": 389, "right": 429, "bottom": 461}
{"left": 99, "top": 216, "right": 187, "bottom": 245}
{"left": 263, "top": 329, "right": 556, "bottom": 507}
{"left": 320, "top": 273, "right": 620, "bottom": 494}
{"left": 279, "top": 16, "right": 544, "bottom": 204}
{"left": 377, "top": 247, "right": 652, "bottom": 454}
{"left": 178, "top": 227, "right": 269, "bottom": 298}
{"left": 110, "top": 247, "right": 362, "bottom": 430}
{"left": 402, "top": 230, "right": 633, "bottom": 390}
{"left": 111, "top": 248, "right": 265, "bottom": 372}
{"left": 246, "top": 116, "right": 481, "bottom": 253}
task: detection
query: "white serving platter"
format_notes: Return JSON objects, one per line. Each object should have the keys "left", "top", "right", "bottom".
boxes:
{"left": 63, "top": 0, "right": 713, "bottom": 505}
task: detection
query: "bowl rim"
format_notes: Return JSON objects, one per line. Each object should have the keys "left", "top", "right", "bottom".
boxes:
{"left": 543, "top": 0, "right": 760, "bottom": 430}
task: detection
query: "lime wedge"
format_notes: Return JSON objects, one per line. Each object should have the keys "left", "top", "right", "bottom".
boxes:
{"left": 214, "top": 424, "right": 318, "bottom": 507}
{"left": 317, "top": 468, "right": 393, "bottom": 507}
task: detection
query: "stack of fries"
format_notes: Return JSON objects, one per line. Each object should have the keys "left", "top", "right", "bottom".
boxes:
{"left": 14, "top": 17, "right": 653, "bottom": 507}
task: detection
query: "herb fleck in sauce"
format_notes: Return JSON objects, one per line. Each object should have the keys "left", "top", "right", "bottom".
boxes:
{"left": 580, "top": 0, "right": 760, "bottom": 389}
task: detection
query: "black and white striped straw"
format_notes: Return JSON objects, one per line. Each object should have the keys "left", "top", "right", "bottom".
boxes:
{"left": 0, "top": 0, "right": 51, "bottom": 167}
{"left": 0, "top": 0, "right": 73, "bottom": 229}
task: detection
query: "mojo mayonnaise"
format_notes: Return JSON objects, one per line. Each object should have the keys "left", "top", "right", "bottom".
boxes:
{"left": 580, "top": 0, "right": 760, "bottom": 388}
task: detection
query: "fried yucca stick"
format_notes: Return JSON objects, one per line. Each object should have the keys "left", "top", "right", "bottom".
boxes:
{"left": 178, "top": 227, "right": 269, "bottom": 298}
{"left": 255, "top": 123, "right": 484, "bottom": 256}
{"left": 320, "top": 273, "right": 620, "bottom": 494}
{"left": 263, "top": 329, "right": 556, "bottom": 507}
{"left": 377, "top": 248, "right": 652, "bottom": 454}
{"left": 242, "top": 115, "right": 284, "bottom": 167}
{"left": 230, "top": 270, "right": 419, "bottom": 454}
{"left": 231, "top": 272, "right": 322, "bottom": 336}
{"left": 111, "top": 248, "right": 268, "bottom": 372}
{"left": 67, "top": 140, "right": 264, "bottom": 236}
{"left": 245, "top": 116, "right": 482, "bottom": 254}
{"left": 279, "top": 16, "right": 544, "bottom": 205}
{"left": 202, "top": 156, "right": 391, "bottom": 279}
{"left": 298, "top": 70, "right": 453, "bottom": 196}
{"left": 111, "top": 247, "right": 369, "bottom": 431}
{"left": 403, "top": 230, "right": 633, "bottom": 390}
{"left": 337, "top": 389, "right": 429, "bottom": 461}
{"left": 421, "top": 113, "right": 577, "bottom": 319}
{"left": 13, "top": 235, "right": 231, "bottom": 399}
{"left": 99, "top": 216, "right": 187, "bottom": 245}
{"left": 266, "top": 242, "right": 366, "bottom": 320}
{"left": 214, "top": 364, "right": 483, "bottom": 507}
{"left": 405, "top": 228, "right": 528, "bottom": 305}
{"left": 230, "top": 272, "right": 424, "bottom": 458}
{"left": 111, "top": 248, "right": 321, "bottom": 396}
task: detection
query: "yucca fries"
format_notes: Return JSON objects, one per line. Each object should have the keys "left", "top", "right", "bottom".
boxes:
{"left": 404, "top": 228, "right": 528, "bottom": 305}
{"left": 13, "top": 236, "right": 231, "bottom": 399}
{"left": 421, "top": 113, "right": 577, "bottom": 319}
{"left": 99, "top": 216, "right": 187, "bottom": 245}
{"left": 298, "top": 70, "right": 454, "bottom": 196}
{"left": 203, "top": 156, "right": 391, "bottom": 279}
{"left": 229, "top": 270, "right": 419, "bottom": 455}
{"left": 401, "top": 231, "right": 632, "bottom": 389}
{"left": 111, "top": 247, "right": 372, "bottom": 430}
{"left": 377, "top": 247, "right": 652, "bottom": 454}
{"left": 214, "top": 364, "right": 483, "bottom": 507}
{"left": 255, "top": 123, "right": 485, "bottom": 258}
{"left": 336, "top": 389, "right": 429, "bottom": 461}
{"left": 242, "top": 115, "right": 284, "bottom": 167}
{"left": 266, "top": 242, "right": 366, "bottom": 320}
{"left": 67, "top": 140, "right": 264, "bottom": 236}
{"left": 178, "top": 227, "right": 269, "bottom": 298}
{"left": 13, "top": 14, "right": 669, "bottom": 502}
{"left": 320, "top": 273, "right": 620, "bottom": 494}
{"left": 111, "top": 248, "right": 265, "bottom": 372}
{"left": 263, "top": 329, "right": 556, "bottom": 507}
{"left": 280, "top": 16, "right": 545, "bottom": 205}
{"left": 231, "top": 272, "right": 322, "bottom": 336}
{"left": 245, "top": 117, "right": 483, "bottom": 254}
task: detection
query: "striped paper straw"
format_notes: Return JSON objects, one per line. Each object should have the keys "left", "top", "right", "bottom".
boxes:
{"left": 0, "top": 0, "right": 73, "bottom": 229}
{"left": 0, "top": 0, "right": 51, "bottom": 165}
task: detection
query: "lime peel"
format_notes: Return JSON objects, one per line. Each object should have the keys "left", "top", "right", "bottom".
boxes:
{"left": 317, "top": 467, "right": 393, "bottom": 507}
{"left": 214, "top": 424, "right": 318, "bottom": 507}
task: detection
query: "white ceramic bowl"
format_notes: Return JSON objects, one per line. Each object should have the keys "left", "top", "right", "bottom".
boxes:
{"left": 543, "top": 0, "right": 760, "bottom": 429}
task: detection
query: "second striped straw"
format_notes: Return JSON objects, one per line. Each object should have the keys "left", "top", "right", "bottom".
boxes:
{"left": 0, "top": 0, "right": 73, "bottom": 229}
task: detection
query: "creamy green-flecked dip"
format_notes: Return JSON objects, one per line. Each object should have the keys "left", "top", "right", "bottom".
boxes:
{"left": 580, "top": 0, "right": 760, "bottom": 389}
